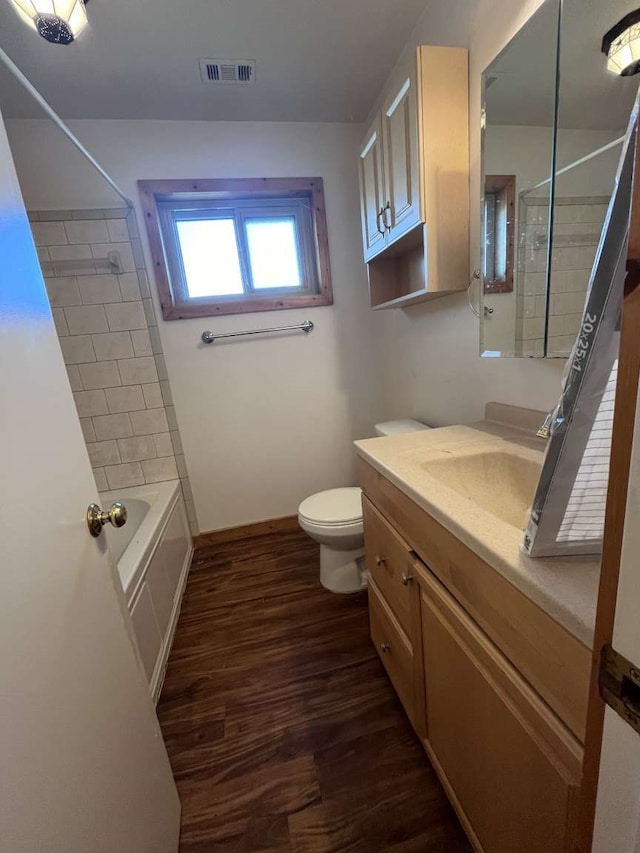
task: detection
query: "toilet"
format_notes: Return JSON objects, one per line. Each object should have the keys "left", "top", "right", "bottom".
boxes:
{"left": 298, "top": 419, "right": 430, "bottom": 593}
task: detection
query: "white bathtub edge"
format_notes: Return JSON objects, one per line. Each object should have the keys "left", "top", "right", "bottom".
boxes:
{"left": 99, "top": 480, "right": 182, "bottom": 600}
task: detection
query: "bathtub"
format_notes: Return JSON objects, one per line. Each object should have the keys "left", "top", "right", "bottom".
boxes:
{"left": 100, "top": 480, "right": 193, "bottom": 702}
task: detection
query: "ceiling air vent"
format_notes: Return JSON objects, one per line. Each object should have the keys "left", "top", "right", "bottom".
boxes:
{"left": 199, "top": 59, "right": 256, "bottom": 84}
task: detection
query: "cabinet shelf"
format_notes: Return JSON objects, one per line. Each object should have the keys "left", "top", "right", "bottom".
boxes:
{"left": 367, "top": 224, "right": 462, "bottom": 310}
{"left": 368, "top": 223, "right": 461, "bottom": 310}
{"left": 368, "top": 224, "right": 426, "bottom": 309}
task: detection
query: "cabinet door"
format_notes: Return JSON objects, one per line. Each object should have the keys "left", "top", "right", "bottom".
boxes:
{"left": 420, "top": 570, "right": 581, "bottom": 853}
{"left": 382, "top": 72, "right": 421, "bottom": 243}
{"left": 358, "top": 115, "right": 387, "bottom": 261}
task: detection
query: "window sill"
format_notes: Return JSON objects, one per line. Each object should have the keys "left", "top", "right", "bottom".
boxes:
{"left": 161, "top": 290, "right": 333, "bottom": 320}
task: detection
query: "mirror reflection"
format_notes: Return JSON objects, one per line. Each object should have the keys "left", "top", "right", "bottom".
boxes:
{"left": 481, "top": 0, "right": 559, "bottom": 357}
{"left": 547, "top": 0, "right": 638, "bottom": 357}
{"left": 481, "top": 0, "right": 639, "bottom": 359}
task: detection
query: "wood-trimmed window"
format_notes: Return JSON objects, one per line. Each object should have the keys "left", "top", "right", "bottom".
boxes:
{"left": 138, "top": 177, "right": 333, "bottom": 319}
{"left": 483, "top": 174, "right": 515, "bottom": 294}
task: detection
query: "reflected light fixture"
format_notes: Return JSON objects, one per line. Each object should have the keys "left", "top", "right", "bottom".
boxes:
{"left": 602, "top": 9, "right": 640, "bottom": 76}
{"left": 10, "top": 0, "right": 89, "bottom": 45}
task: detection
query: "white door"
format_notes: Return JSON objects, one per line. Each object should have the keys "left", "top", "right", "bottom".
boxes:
{"left": 0, "top": 113, "right": 181, "bottom": 852}
{"left": 592, "top": 372, "right": 640, "bottom": 852}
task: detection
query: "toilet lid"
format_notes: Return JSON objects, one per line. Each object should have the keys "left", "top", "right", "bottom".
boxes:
{"left": 298, "top": 487, "right": 363, "bottom": 525}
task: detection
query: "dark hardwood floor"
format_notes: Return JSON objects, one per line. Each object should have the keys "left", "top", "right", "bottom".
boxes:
{"left": 157, "top": 527, "right": 471, "bottom": 852}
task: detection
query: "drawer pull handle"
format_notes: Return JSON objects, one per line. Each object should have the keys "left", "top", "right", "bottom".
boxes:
{"left": 401, "top": 571, "right": 414, "bottom": 586}
{"left": 380, "top": 642, "right": 390, "bottom": 653}
{"left": 375, "top": 556, "right": 386, "bottom": 568}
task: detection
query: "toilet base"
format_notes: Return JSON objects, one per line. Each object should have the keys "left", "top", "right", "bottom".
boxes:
{"left": 319, "top": 544, "right": 367, "bottom": 594}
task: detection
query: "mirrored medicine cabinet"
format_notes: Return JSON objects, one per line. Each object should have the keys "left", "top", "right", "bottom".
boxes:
{"left": 480, "top": 0, "right": 639, "bottom": 358}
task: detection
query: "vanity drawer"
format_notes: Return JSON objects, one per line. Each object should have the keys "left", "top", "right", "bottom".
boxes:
{"left": 368, "top": 577, "right": 417, "bottom": 727}
{"left": 363, "top": 496, "right": 414, "bottom": 634}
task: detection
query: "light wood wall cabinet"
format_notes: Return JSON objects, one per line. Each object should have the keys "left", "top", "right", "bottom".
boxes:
{"left": 360, "top": 459, "right": 589, "bottom": 853}
{"left": 358, "top": 46, "right": 469, "bottom": 310}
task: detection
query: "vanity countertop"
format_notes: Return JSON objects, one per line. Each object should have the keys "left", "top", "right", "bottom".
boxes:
{"left": 355, "top": 419, "right": 601, "bottom": 648}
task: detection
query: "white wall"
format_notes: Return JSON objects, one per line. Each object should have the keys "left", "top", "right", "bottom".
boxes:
{"left": 365, "top": 0, "right": 567, "bottom": 427}
{"left": 6, "top": 119, "right": 383, "bottom": 532}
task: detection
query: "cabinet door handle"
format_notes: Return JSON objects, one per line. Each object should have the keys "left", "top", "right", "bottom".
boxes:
{"left": 383, "top": 202, "right": 392, "bottom": 231}
{"left": 401, "top": 571, "right": 414, "bottom": 586}
{"left": 375, "top": 556, "right": 386, "bottom": 568}
{"left": 376, "top": 209, "right": 386, "bottom": 236}
{"left": 380, "top": 642, "right": 390, "bottom": 653}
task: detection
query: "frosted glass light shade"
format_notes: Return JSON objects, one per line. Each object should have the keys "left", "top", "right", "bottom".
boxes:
{"left": 11, "top": 0, "right": 88, "bottom": 44}
{"left": 603, "top": 10, "right": 640, "bottom": 76}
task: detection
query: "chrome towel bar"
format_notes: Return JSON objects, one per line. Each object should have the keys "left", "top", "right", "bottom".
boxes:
{"left": 201, "top": 320, "right": 314, "bottom": 345}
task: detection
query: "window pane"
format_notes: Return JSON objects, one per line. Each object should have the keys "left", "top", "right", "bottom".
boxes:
{"left": 246, "top": 218, "right": 301, "bottom": 289}
{"left": 176, "top": 219, "right": 244, "bottom": 297}
{"left": 483, "top": 193, "right": 497, "bottom": 282}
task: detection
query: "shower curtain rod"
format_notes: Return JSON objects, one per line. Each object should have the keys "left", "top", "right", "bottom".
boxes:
{"left": 0, "top": 46, "right": 133, "bottom": 209}
{"left": 522, "top": 135, "right": 625, "bottom": 197}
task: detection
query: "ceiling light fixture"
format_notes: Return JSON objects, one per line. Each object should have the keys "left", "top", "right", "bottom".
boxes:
{"left": 602, "top": 9, "right": 640, "bottom": 76}
{"left": 10, "top": 0, "right": 89, "bottom": 45}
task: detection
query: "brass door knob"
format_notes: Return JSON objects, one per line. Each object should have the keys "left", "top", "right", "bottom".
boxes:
{"left": 87, "top": 501, "right": 128, "bottom": 538}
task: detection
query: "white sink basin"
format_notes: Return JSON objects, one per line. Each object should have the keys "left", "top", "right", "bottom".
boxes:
{"left": 418, "top": 447, "right": 543, "bottom": 529}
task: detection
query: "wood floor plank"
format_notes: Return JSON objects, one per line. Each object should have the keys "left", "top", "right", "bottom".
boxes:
{"left": 158, "top": 527, "right": 471, "bottom": 852}
{"left": 178, "top": 754, "right": 319, "bottom": 850}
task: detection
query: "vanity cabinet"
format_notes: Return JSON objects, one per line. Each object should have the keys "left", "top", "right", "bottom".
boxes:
{"left": 357, "top": 46, "right": 469, "bottom": 309}
{"left": 360, "top": 459, "right": 589, "bottom": 853}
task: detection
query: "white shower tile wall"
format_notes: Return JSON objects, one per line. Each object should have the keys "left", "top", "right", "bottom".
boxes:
{"left": 515, "top": 197, "right": 609, "bottom": 357}
{"left": 31, "top": 207, "right": 198, "bottom": 534}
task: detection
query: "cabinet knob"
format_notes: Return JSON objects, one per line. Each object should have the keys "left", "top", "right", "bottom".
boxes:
{"left": 376, "top": 209, "right": 386, "bottom": 236}
{"left": 401, "top": 571, "right": 414, "bottom": 586}
{"left": 380, "top": 642, "right": 390, "bottom": 653}
{"left": 375, "top": 556, "right": 386, "bottom": 568}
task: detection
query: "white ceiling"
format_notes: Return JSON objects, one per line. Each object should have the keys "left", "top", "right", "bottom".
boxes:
{"left": 0, "top": 0, "right": 432, "bottom": 121}
{"left": 485, "top": 0, "right": 639, "bottom": 132}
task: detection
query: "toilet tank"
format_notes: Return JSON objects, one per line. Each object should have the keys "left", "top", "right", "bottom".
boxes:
{"left": 375, "top": 419, "right": 431, "bottom": 436}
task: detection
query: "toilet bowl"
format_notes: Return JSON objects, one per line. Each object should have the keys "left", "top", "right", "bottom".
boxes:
{"left": 299, "top": 487, "right": 365, "bottom": 593}
{"left": 298, "top": 419, "right": 430, "bottom": 593}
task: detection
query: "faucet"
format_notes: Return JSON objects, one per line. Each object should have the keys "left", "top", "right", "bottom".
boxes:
{"left": 537, "top": 411, "right": 554, "bottom": 439}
